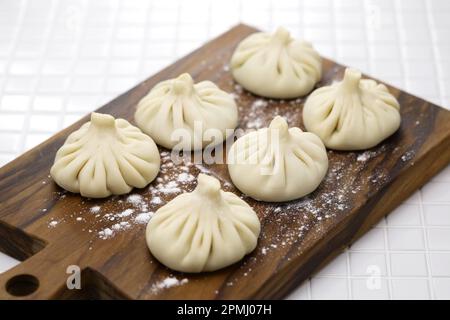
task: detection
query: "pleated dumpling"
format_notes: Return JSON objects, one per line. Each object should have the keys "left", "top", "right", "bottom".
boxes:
{"left": 227, "top": 116, "right": 328, "bottom": 202}
{"left": 135, "top": 73, "right": 238, "bottom": 151}
{"left": 146, "top": 174, "right": 260, "bottom": 273}
{"left": 50, "top": 112, "right": 160, "bottom": 198}
{"left": 303, "top": 68, "right": 401, "bottom": 150}
{"left": 230, "top": 27, "right": 322, "bottom": 99}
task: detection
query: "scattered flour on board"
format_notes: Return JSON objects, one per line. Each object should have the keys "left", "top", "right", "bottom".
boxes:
{"left": 151, "top": 196, "right": 162, "bottom": 205}
{"left": 46, "top": 154, "right": 203, "bottom": 242}
{"left": 151, "top": 277, "right": 189, "bottom": 293}
{"left": 251, "top": 99, "right": 268, "bottom": 109}
{"left": 401, "top": 150, "right": 415, "bottom": 162}
{"left": 289, "top": 98, "right": 303, "bottom": 105}
{"left": 247, "top": 158, "right": 362, "bottom": 261}
{"left": 127, "top": 194, "right": 144, "bottom": 206}
{"left": 177, "top": 172, "right": 195, "bottom": 183}
{"left": 243, "top": 99, "right": 271, "bottom": 129}
{"left": 48, "top": 220, "right": 58, "bottom": 228}
{"left": 98, "top": 228, "right": 114, "bottom": 240}
{"left": 135, "top": 212, "right": 153, "bottom": 224}
{"left": 246, "top": 118, "right": 265, "bottom": 129}
{"left": 112, "top": 221, "right": 131, "bottom": 231}
{"left": 90, "top": 205, "right": 101, "bottom": 213}
{"left": 153, "top": 181, "right": 181, "bottom": 194}
{"left": 357, "top": 152, "right": 371, "bottom": 162}
{"left": 118, "top": 208, "right": 134, "bottom": 218}
{"left": 357, "top": 150, "right": 377, "bottom": 162}
{"left": 356, "top": 145, "right": 389, "bottom": 162}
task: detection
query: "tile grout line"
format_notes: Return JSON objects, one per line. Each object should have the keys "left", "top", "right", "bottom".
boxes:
{"left": 392, "top": 0, "right": 407, "bottom": 90}
{"left": 329, "top": 0, "right": 338, "bottom": 59}
{"left": 237, "top": 0, "right": 243, "bottom": 22}
{"left": 344, "top": 249, "right": 353, "bottom": 299}
{"left": 137, "top": 0, "right": 154, "bottom": 81}
{"left": 96, "top": 0, "right": 120, "bottom": 111}
{"left": 298, "top": 0, "right": 304, "bottom": 38}
{"left": 394, "top": 0, "right": 435, "bottom": 300}
{"left": 172, "top": 0, "right": 182, "bottom": 58}
{"left": 0, "top": 1, "right": 27, "bottom": 112}
{"left": 205, "top": 0, "right": 213, "bottom": 39}
{"left": 56, "top": 1, "right": 89, "bottom": 131}
{"left": 313, "top": 274, "right": 450, "bottom": 280}
{"left": 2, "top": 0, "right": 28, "bottom": 152}
{"left": 387, "top": 1, "right": 415, "bottom": 299}
{"left": 362, "top": 0, "right": 374, "bottom": 74}
{"left": 424, "top": 0, "right": 445, "bottom": 109}
{"left": 381, "top": 221, "right": 393, "bottom": 299}
{"left": 268, "top": 0, "right": 274, "bottom": 30}
{"left": 17, "top": 0, "right": 58, "bottom": 153}
{"left": 417, "top": 188, "right": 436, "bottom": 299}
{"left": 348, "top": 248, "right": 450, "bottom": 253}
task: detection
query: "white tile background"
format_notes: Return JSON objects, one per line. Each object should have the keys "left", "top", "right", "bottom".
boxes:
{"left": 0, "top": 0, "right": 449, "bottom": 300}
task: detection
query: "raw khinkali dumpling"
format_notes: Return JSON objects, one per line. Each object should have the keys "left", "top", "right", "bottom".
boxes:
{"left": 230, "top": 27, "right": 322, "bottom": 99}
{"left": 50, "top": 112, "right": 160, "bottom": 198}
{"left": 146, "top": 174, "right": 260, "bottom": 273}
{"left": 303, "top": 68, "right": 401, "bottom": 150}
{"left": 135, "top": 73, "right": 238, "bottom": 151}
{"left": 227, "top": 116, "right": 328, "bottom": 202}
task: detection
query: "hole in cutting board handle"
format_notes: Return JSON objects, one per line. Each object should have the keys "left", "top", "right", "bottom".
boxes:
{"left": 6, "top": 274, "right": 39, "bottom": 296}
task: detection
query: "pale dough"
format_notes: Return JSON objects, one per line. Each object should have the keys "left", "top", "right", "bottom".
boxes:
{"left": 135, "top": 73, "right": 238, "bottom": 151}
{"left": 227, "top": 116, "right": 328, "bottom": 202}
{"left": 146, "top": 174, "right": 260, "bottom": 273}
{"left": 50, "top": 112, "right": 160, "bottom": 198}
{"left": 230, "top": 27, "right": 322, "bottom": 99}
{"left": 303, "top": 68, "right": 401, "bottom": 150}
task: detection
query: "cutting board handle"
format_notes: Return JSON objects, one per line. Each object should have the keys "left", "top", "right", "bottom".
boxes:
{"left": 0, "top": 245, "right": 81, "bottom": 299}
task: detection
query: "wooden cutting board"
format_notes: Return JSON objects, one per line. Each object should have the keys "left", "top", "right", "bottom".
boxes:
{"left": 0, "top": 24, "right": 449, "bottom": 300}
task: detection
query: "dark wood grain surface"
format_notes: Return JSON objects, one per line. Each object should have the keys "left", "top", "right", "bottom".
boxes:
{"left": 0, "top": 24, "right": 449, "bottom": 300}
